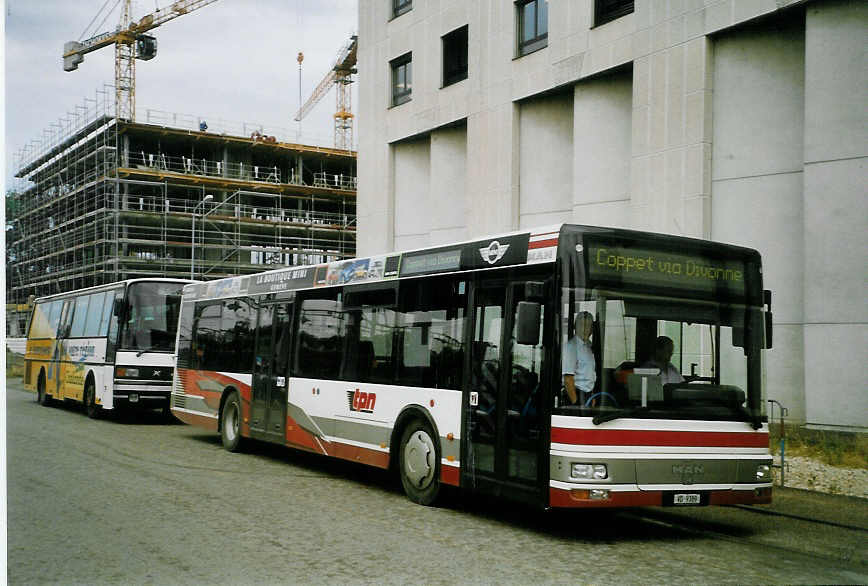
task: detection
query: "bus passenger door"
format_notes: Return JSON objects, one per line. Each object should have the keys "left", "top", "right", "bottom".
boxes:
{"left": 465, "top": 275, "right": 547, "bottom": 501}
{"left": 251, "top": 302, "right": 292, "bottom": 440}
{"left": 52, "top": 300, "right": 73, "bottom": 398}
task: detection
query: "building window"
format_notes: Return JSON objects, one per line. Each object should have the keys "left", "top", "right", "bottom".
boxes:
{"left": 391, "top": 53, "right": 412, "bottom": 106}
{"left": 442, "top": 25, "right": 468, "bottom": 87}
{"left": 393, "top": 0, "right": 411, "bottom": 19}
{"left": 594, "top": 0, "right": 634, "bottom": 27}
{"left": 517, "top": 0, "right": 548, "bottom": 56}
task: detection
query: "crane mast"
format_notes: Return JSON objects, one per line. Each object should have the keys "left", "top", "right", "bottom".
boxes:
{"left": 295, "top": 35, "right": 358, "bottom": 150}
{"left": 63, "top": 0, "right": 219, "bottom": 122}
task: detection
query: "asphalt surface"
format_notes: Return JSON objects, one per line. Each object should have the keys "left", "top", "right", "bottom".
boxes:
{"left": 6, "top": 379, "right": 867, "bottom": 585}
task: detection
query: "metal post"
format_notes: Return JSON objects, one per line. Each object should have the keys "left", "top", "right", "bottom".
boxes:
{"left": 191, "top": 194, "right": 213, "bottom": 280}
{"left": 767, "top": 399, "right": 788, "bottom": 487}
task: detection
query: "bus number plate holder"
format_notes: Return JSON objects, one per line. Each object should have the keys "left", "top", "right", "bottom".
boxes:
{"left": 671, "top": 493, "right": 701, "bottom": 505}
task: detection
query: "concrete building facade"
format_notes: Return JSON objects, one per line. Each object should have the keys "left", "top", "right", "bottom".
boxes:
{"left": 357, "top": 0, "right": 867, "bottom": 430}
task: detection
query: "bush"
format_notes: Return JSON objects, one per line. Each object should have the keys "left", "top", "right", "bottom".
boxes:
{"left": 769, "top": 423, "right": 868, "bottom": 469}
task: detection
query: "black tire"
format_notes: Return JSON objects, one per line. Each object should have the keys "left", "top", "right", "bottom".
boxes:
{"left": 37, "top": 372, "right": 52, "bottom": 407}
{"left": 220, "top": 391, "right": 244, "bottom": 452}
{"left": 84, "top": 378, "right": 101, "bottom": 419}
{"left": 398, "top": 419, "right": 441, "bottom": 506}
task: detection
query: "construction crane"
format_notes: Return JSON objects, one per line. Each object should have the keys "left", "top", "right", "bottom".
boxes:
{"left": 63, "top": 0, "right": 219, "bottom": 122}
{"left": 294, "top": 35, "right": 358, "bottom": 151}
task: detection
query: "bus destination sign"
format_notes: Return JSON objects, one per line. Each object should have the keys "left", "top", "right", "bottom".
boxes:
{"left": 587, "top": 243, "right": 747, "bottom": 298}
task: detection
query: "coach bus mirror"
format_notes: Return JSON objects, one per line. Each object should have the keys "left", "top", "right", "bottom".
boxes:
{"left": 524, "top": 281, "right": 545, "bottom": 302}
{"left": 764, "top": 311, "right": 773, "bottom": 349}
{"left": 516, "top": 301, "right": 541, "bottom": 346}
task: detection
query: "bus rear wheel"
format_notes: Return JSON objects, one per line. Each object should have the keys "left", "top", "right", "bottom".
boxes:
{"left": 221, "top": 391, "right": 244, "bottom": 452}
{"left": 37, "top": 372, "right": 52, "bottom": 407}
{"left": 84, "top": 379, "right": 101, "bottom": 419}
{"left": 399, "top": 419, "right": 441, "bottom": 506}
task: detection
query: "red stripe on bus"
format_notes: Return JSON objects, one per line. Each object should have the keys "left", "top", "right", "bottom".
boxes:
{"left": 550, "top": 428, "right": 768, "bottom": 448}
{"left": 528, "top": 238, "right": 558, "bottom": 249}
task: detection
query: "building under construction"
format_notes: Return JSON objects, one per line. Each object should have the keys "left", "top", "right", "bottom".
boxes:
{"left": 6, "top": 87, "right": 357, "bottom": 331}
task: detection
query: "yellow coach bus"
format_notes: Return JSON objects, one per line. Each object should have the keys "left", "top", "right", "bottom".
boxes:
{"left": 25, "top": 278, "right": 192, "bottom": 418}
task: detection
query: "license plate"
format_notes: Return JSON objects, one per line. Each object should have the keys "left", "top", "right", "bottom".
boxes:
{"left": 129, "top": 393, "right": 139, "bottom": 403}
{"left": 673, "top": 493, "right": 701, "bottom": 505}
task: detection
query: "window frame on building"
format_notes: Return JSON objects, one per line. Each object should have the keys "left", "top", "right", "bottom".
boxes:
{"left": 516, "top": 0, "right": 548, "bottom": 57}
{"left": 392, "top": 0, "right": 412, "bottom": 19}
{"left": 593, "top": 0, "right": 634, "bottom": 27}
{"left": 391, "top": 52, "right": 413, "bottom": 107}
{"left": 441, "top": 25, "right": 469, "bottom": 88}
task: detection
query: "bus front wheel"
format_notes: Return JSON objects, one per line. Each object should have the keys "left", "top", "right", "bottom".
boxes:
{"left": 37, "top": 372, "right": 52, "bottom": 407}
{"left": 84, "top": 379, "right": 101, "bottom": 419}
{"left": 399, "top": 419, "right": 441, "bottom": 506}
{"left": 221, "top": 391, "right": 243, "bottom": 452}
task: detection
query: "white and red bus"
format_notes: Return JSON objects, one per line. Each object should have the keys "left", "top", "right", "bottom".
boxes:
{"left": 172, "top": 225, "right": 774, "bottom": 508}
{"left": 25, "top": 278, "right": 193, "bottom": 417}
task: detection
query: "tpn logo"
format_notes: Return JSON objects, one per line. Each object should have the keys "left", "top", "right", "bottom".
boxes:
{"left": 347, "top": 389, "right": 376, "bottom": 413}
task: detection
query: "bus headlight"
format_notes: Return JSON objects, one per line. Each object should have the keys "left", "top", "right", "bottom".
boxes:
{"left": 116, "top": 367, "right": 140, "bottom": 378}
{"left": 756, "top": 464, "right": 771, "bottom": 481}
{"left": 571, "top": 463, "right": 608, "bottom": 480}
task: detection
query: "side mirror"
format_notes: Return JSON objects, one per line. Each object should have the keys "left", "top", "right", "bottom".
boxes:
{"left": 516, "top": 301, "right": 541, "bottom": 346}
{"left": 763, "top": 289, "right": 773, "bottom": 349}
{"left": 113, "top": 298, "right": 124, "bottom": 317}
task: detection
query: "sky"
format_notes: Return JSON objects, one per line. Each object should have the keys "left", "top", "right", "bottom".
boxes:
{"left": 3, "top": 0, "right": 359, "bottom": 185}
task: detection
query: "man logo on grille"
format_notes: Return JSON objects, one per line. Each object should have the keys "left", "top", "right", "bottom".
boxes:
{"left": 479, "top": 241, "right": 509, "bottom": 265}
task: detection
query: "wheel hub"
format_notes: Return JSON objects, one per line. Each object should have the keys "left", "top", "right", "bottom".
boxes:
{"left": 404, "top": 430, "right": 435, "bottom": 488}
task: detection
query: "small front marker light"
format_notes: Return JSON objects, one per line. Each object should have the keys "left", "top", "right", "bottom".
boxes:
{"left": 756, "top": 464, "right": 771, "bottom": 481}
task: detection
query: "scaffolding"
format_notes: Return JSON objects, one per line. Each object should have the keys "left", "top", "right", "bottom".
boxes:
{"left": 7, "top": 86, "right": 357, "bottom": 305}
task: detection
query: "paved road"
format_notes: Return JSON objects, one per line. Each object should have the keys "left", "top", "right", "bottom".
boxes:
{"left": 6, "top": 381, "right": 867, "bottom": 585}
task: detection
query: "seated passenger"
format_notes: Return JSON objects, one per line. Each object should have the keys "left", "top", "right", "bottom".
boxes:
{"left": 562, "top": 311, "right": 596, "bottom": 405}
{"left": 642, "top": 336, "right": 684, "bottom": 385}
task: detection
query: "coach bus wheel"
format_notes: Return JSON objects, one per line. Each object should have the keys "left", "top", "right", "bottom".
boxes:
{"left": 221, "top": 391, "right": 243, "bottom": 452}
{"left": 84, "top": 379, "right": 101, "bottom": 419}
{"left": 37, "top": 372, "right": 52, "bottom": 407}
{"left": 399, "top": 419, "right": 441, "bottom": 506}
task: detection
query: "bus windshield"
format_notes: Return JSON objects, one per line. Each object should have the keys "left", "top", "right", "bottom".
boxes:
{"left": 559, "top": 288, "right": 765, "bottom": 424}
{"left": 121, "top": 282, "right": 185, "bottom": 352}
{"left": 556, "top": 227, "right": 766, "bottom": 424}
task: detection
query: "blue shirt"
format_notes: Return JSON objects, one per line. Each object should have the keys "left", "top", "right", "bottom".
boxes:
{"left": 562, "top": 336, "right": 596, "bottom": 393}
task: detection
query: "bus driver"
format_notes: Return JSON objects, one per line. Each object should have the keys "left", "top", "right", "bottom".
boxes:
{"left": 562, "top": 311, "right": 596, "bottom": 406}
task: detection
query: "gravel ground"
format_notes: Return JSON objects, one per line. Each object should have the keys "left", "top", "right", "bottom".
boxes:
{"left": 775, "top": 454, "right": 868, "bottom": 499}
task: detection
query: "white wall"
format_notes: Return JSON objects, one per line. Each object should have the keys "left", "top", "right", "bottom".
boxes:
{"left": 393, "top": 137, "right": 431, "bottom": 251}
{"left": 429, "top": 124, "right": 469, "bottom": 245}
{"left": 518, "top": 93, "right": 573, "bottom": 228}
{"left": 573, "top": 70, "right": 632, "bottom": 227}
{"left": 802, "top": 0, "right": 868, "bottom": 430}
{"left": 710, "top": 13, "right": 807, "bottom": 421}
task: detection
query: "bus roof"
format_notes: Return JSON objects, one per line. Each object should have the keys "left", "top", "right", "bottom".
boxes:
{"left": 183, "top": 223, "right": 763, "bottom": 302}
{"left": 32, "top": 278, "right": 195, "bottom": 304}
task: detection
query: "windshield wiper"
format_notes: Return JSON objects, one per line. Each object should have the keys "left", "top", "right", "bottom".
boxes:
{"left": 136, "top": 348, "right": 149, "bottom": 357}
{"left": 592, "top": 406, "right": 648, "bottom": 425}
